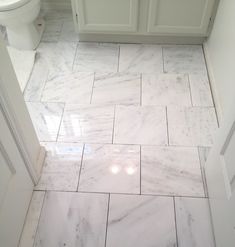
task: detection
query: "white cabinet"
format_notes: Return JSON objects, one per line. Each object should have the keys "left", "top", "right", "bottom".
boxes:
{"left": 148, "top": 0, "right": 215, "bottom": 36}
{"left": 75, "top": 0, "right": 139, "bottom": 32}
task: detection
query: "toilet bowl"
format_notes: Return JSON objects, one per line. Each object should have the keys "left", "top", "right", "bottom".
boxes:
{"left": 0, "top": 0, "right": 44, "bottom": 50}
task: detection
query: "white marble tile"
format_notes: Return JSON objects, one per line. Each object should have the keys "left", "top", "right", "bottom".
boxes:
{"left": 175, "top": 197, "right": 215, "bottom": 247}
{"left": 40, "top": 9, "right": 73, "bottom": 21}
{"left": 58, "top": 104, "right": 114, "bottom": 143}
{"left": 78, "top": 144, "right": 140, "bottom": 194}
{"left": 114, "top": 105, "right": 167, "bottom": 145}
{"left": 41, "top": 72, "right": 94, "bottom": 103}
{"left": 106, "top": 194, "right": 176, "bottom": 247}
{"left": 91, "top": 72, "right": 141, "bottom": 105}
{"left": 168, "top": 106, "right": 218, "bottom": 146}
{"left": 60, "top": 21, "right": 79, "bottom": 42}
{"left": 19, "top": 191, "right": 45, "bottom": 247}
{"left": 34, "top": 192, "right": 108, "bottom": 247}
{"left": 35, "top": 142, "right": 83, "bottom": 191}
{"left": 119, "top": 44, "right": 163, "bottom": 73}
{"left": 73, "top": 43, "right": 119, "bottom": 72}
{"left": 163, "top": 45, "right": 207, "bottom": 74}
{"left": 26, "top": 102, "right": 64, "bottom": 142}
{"left": 189, "top": 74, "right": 214, "bottom": 107}
{"left": 41, "top": 20, "right": 63, "bottom": 42}
{"left": 24, "top": 54, "right": 49, "bottom": 101}
{"left": 142, "top": 74, "right": 191, "bottom": 106}
{"left": 37, "top": 42, "right": 77, "bottom": 80}
{"left": 141, "top": 146, "right": 205, "bottom": 197}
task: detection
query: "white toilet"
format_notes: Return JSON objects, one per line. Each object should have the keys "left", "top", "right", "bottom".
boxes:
{"left": 0, "top": 0, "right": 44, "bottom": 50}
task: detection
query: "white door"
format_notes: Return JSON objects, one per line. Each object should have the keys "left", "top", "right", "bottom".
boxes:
{"left": 0, "top": 103, "right": 34, "bottom": 247}
{"left": 205, "top": 105, "right": 235, "bottom": 247}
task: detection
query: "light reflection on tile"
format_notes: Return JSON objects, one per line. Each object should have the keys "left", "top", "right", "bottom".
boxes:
{"left": 35, "top": 142, "right": 83, "bottom": 191}
{"left": 106, "top": 194, "right": 176, "bottom": 247}
{"left": 78, "top": 144, "right": 140, "bottom": 194}
{"left": 26, "top": 102, "right": 64, "bottom": 142}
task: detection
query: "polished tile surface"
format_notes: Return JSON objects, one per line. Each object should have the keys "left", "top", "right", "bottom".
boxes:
{"left": 168, "top": 106, "right": 218, "bottom": 146}
{"left": 175, "top": 197, "right": 215, "bottom": 247}
{"left": 106, "top": 194, "right": 176, "bottom": 247}
{"left": 141, "top": 146, "right": 205, "bottom": 196}
{"left": 78, "top": 144, "right": 140, "bottom": 194}
{"left": 91, "top": 72, "right": 141, "bottom": 105}
{"left": 163, "top": 45, "right": 207, "bottom": 74}
{"left": 41, "top": 72, "right": 94, "bottom": 103}
{"left": 19, "top": 192, "right": 45, "bottom": 247}
{"left": 119, "top": 44, "right": 163, "bottom": 73}
{"left": 41, "top": 20, "right": 63, "bottom": 42}
{"left": 114, "top": 105, "right": 167, "bottom": 145}
{"left": 60, "top": 20, "right": 79, "bottom": 42}
{"left": 35, "top": 143, "right": 83, "bottom": 191}
{"left": 34, "top": 192, "right": 109, "bottom": 247}
{"left": 26, "top": 102, "right": 64, "bottom": 141}
{"left": 142, "top": 73, "right": 191, "bottom": 106}
{"left": 74, "top": 43, "right": 119, "bottom": 72}
{"left": 58, "top": 104, "right": 114, "bottom": 143}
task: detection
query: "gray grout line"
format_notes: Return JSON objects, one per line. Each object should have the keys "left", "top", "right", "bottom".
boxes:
{"left": 111, "top": 105, "right": 116, "bottom": 144}
{"left": 165, "top": 106, "right": 170, "bottom": 146}
{"left": 55, "top": 103, "right": 66, "bottom": 142}
{"left": 173, "top": 197, "right": 179, "bottom": 247}
{"left": 104, "top": 193, "right": 110, "bottom": 247}
{"left": 72, "top": 42, "right": 79, "bottom": 71}
{"left": 90, "top": 72, "right": 96, "bottom": 104}
{"left": 187, "top": 74, "right": 194, "bottom": 106}
{"left": 76, "top": 144, "right": 85, "bottom": 192}
{"left": 140, "top": 74, "right": 143, "bottom": 106}
{"left": 140, "top": 146, "right": 142, "bottom": 195}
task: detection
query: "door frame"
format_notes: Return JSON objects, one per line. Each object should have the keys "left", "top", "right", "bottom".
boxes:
{"left": 0, "top": 34, "right": 45, "bottom": 184}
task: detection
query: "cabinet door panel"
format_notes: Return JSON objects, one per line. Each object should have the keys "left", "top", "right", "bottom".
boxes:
{"left": 148, "top": 0, "right": 215, "bottom": 35}
{"left": 76, "top": 0, "right": 139, "bottom": 32}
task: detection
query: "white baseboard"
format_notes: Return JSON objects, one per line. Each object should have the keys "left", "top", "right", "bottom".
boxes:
{"left": 203, "top": 42, "right": 223, "bottom": 124}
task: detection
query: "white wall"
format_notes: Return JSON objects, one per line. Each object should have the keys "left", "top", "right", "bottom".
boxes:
{"left": 204, "top": 0, "right": 235, "bottom": 121}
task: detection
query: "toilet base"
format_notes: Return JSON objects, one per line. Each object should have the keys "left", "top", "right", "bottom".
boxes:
{"left": 7, "top": 18, "right": 44, "bottom": 50}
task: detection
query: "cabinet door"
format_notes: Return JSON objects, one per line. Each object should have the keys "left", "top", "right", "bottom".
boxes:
{"left": 147, "top": 0, "right": 215, "bottom": 35}
{"left": 76, "top": 0, "right": 139, "bottom": 32}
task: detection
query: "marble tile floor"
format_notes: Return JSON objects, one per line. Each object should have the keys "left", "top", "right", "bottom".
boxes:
{"left": 20, "top": 10, "right": 217, "bottom": 247}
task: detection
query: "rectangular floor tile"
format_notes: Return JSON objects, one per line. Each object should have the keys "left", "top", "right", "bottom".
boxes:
{"left": 91, "top": 72, "right": 141, "bottom": 105}
{"left": 142, "top": 74, "right": 191, "bottom": 106}
{"left": 106, "top": 194, "right": 176, "bottom": 247}
{"left": 19, "top": 191, "right": 45, "bottom": 247}
{"left": 58, "top": 104, "right": 114, "bottom": 143}
{"left": 37, "top": 42, "right": 77, "bottom": 80}
{"left": 78, "top": 144, "right": 140, "bottom": 194}
{"left": 119, "top": 44, "right": 163, "bottom": 73}
{"left": 168, "top": 106, "right": 218, "bottom": 146}
{"left": 175, "top": 197, "right": 215, "bottom": 247}
{"left": 35, "top": 142, "right": 83, "bottom": 191}
{"left": 114, "top": 105, "right": 167, "bottom": 145}
{"left": 73, "top": 43, "right": 119, "bottom": 72}
{"left": 141, "top": 146, "right": 205, "bottom": 197}
{"left": 34, "top": 192, "right": 108, "bottom": 247}
{"left": 163, "top": 45, "right": 207, "bottom": 74}
{"left": 189, "top": 74, "right": 214, "bottom": 107}
{"left": 26, "top": 102, "right": 64, "bottom": 142}
{"left": 59, "top": 20, "right": 79, "bottom": 42}
{"left": 41, "top": 72, "right": 94, "bottom": 103}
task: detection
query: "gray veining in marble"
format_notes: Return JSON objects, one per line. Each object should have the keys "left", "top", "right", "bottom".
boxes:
{"left": 119, "top": 44, "right": 163, "bottom": 73}
{"left": 34, "top": 192, "right": 108, "bottom": 247}
{"left": 37, "top": 41, "right": 77, "bottom": 80}
{"left": 114, "top": 105, "right": 167, "bottom": 145}
{"left": 60, "top": 21, "right": 79, "bottom": 42}
{"left": 91, "top": 72, "right": 141, "bottom": 105}
{"left": 189, "top": 74, "right": 214, "bottom": 107}
{"left": 73, "top": 43, "right": 119, "bottom": 72}
{"left": 168, "top": 106, "right": 218, "bottom": 146}
{"left": 106, "top": 194, "right": 177, "bottom": 247}
{"left": 58, "top": 104, "right": 114, "bottom": 143}
{"left": 24, "top": 55, "right": 49, "bottom": 101}
{"left": 41, "top": 72, "right": 94, "bottom": 103}
{"left": 141, "top": 146, "right": 205, "bottom": 197}
{"left": 142, "top": 73, "right": 191, "bottom": 106}
{"left": 41, "top": 20, "right": 63, "bottom": 42}
{"left": 26, "top": 102, "right": 64, "bottom": 142}
{"left": 78, "top": 144, "right": 140, "bottom": 194}
{"left": 35, "top": 142, "right": 83, "bottom": 191}
{"left": 19, "top": 191, "right": 45, "bottom": 247}
{"left": 175, "top": 197, "right": 215, "bottom": 247}
{"left": 163, "top": 45, "right": 207, "bottom": 74}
